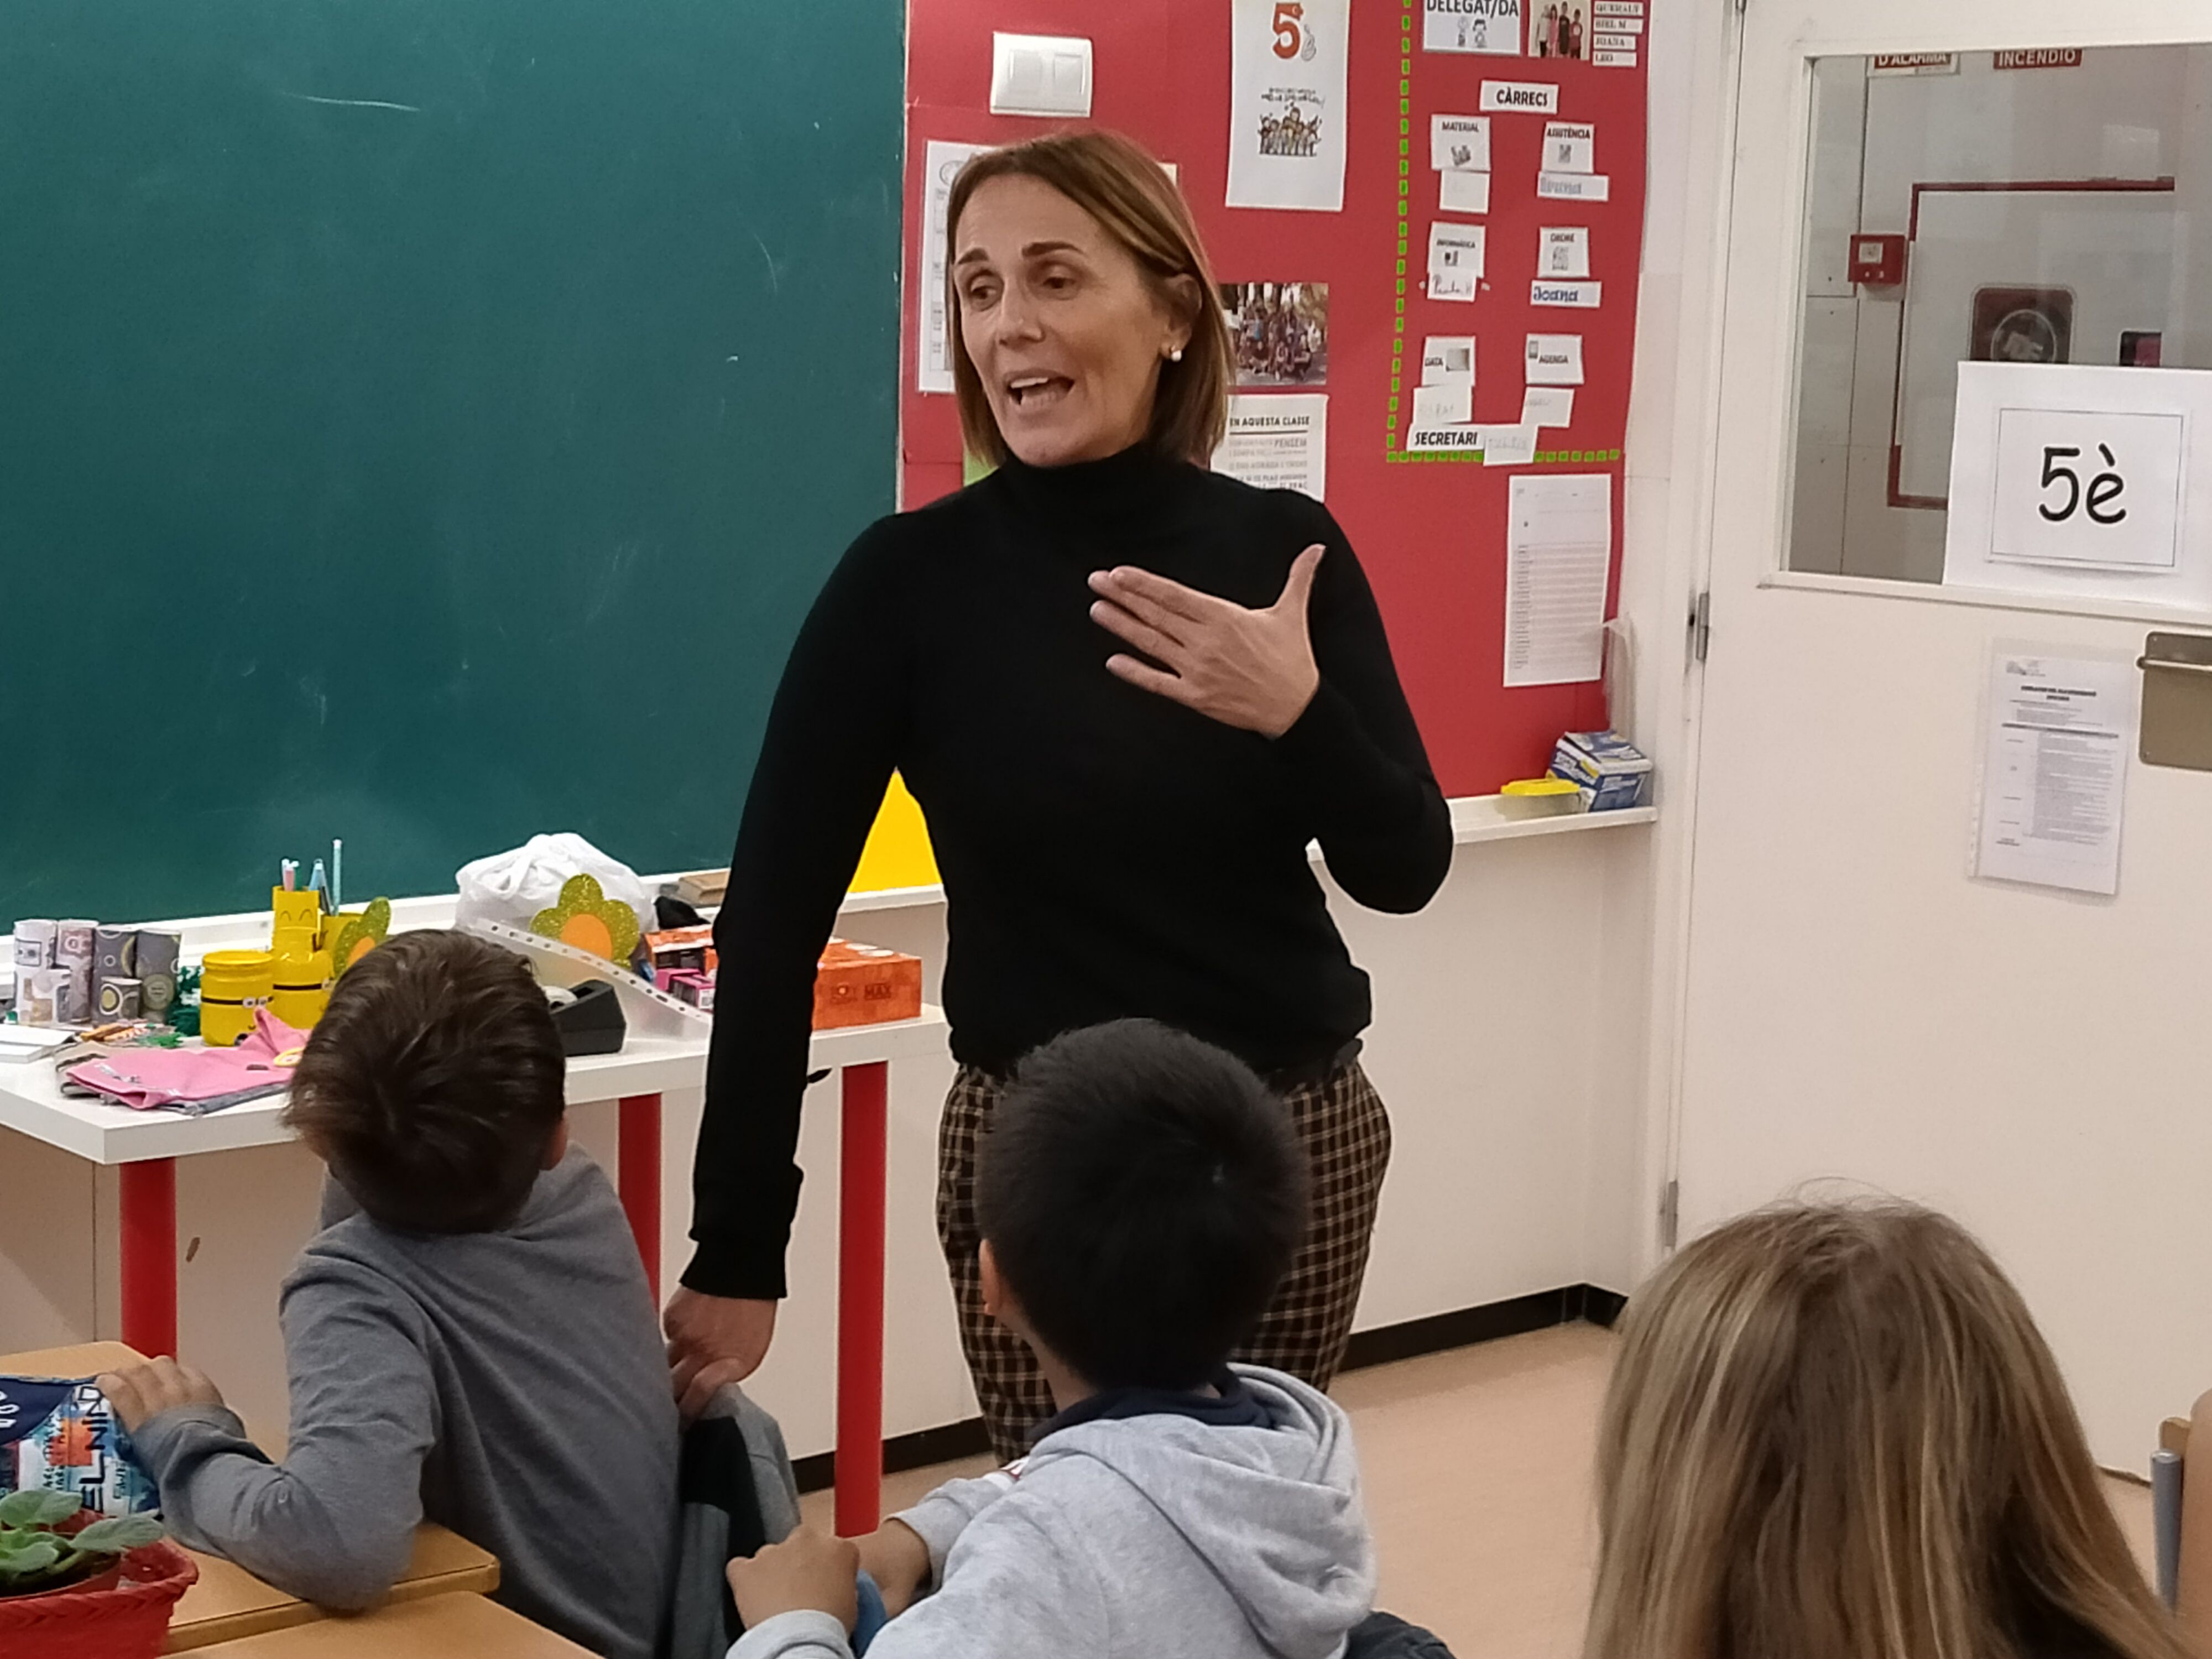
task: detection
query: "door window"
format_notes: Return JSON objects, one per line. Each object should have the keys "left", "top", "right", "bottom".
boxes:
{"left": 1785, "top": 47, "right": 2212, "bottom": 582}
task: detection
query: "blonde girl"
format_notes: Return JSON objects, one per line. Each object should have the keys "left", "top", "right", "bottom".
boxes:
{"left": 1585, "top": 1199, "right": 2185, "bottom": 1659}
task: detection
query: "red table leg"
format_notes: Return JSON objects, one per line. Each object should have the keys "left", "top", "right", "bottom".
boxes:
{"left": 618, "top": 1094, "right": 663, "bottom": 1302}
{"left": 835, "top": 1061, "right": 889, "bottom": 1537}
{"left": 119, "top": 1158, "right": 177, "bottom": 1358}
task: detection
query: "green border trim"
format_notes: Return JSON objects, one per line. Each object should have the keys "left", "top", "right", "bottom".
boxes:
{"left": 1387, "top": 0, "right": 1413, "bottom": 455}
{"left": 1384, "top": 447, "right": 1626, "bottom": 466}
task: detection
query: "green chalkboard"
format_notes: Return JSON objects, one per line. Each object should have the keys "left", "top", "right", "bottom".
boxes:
{"left": 0, "top": 0, "right": 904, "bottom": 931}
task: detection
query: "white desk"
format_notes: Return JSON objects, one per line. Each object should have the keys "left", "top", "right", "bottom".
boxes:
{"left": 0, "top": 955, "right": 947, "bottom": 1536}
{"left": 0, "top": 1020, "right": 947, "bottom": 1167}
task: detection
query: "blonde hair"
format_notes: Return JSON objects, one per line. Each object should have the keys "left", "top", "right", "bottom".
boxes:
{"left": 943, "top": 130, "right": 1232, "bottom": 468}
{"left": 1585, "top": 1199, "right": 2185, "bottom": 1659}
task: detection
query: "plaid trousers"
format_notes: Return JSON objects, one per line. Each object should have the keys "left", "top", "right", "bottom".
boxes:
{"left": 935, "top": 1060, "right": 1394, "bottom": 1462}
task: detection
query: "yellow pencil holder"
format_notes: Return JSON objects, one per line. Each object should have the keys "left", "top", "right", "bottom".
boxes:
{"left": 269, "top": 948, "right": 333, "bottom": 1030}
{"left": 271, "top": 889, "right": 325, "bottom": 959}
{"left": 200, "top": 949, "right": 275, "bottom": 1048}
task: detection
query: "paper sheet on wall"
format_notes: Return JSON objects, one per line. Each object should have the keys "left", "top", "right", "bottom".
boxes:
{"left": 1426, "top": 0, "right": 1526, "bottom": 55}
{"left": 1406, "top": 423, "right": 1484, "bottom": 455}
{"left": 1521, "top": 386, "right": 1574, "bottom": 426}
{"left": 1531, "top": 279, "right": 1603, "bottom": 308}
{"left": 1212, "top": 394, "right": 1328, "bottom": 499}
{"left": 1412, "top": 383, "right": 1473, "bottom": 427}
{"left": 1422, "top": 336, "right": 1475, "bottom": 385}
{"left": 1504, "top": 474, "right": 1611, "bottom": 686}
{"left": 1479, "top": 424, "right": 1538, "bottom": 466}
{"left": 919, "top": 140, "right": 992, "bottom": 394}
{"left": 1430, "top": 114, "right": 1492, "bottom": 173}
{"left": 1427, "top": 222, "right": 1486, "bottom": 300}
{"left": 1439, "top": 170, "right": 1493, "bottom": 214}
{"left": 1226, "top": 0, "right": 1351, "bottom": 212}
{"left": 1525, "top": 333, "right": 1585, "bottom": 384}
{"left": 1537, "top": 172, "right": 1611, "bottom": 201}
{"left": 1540, "top": 226, "right": 1590, "bottom": 277}
{"left": 1973, "top": 647, "right": 2136, "bottom": 896}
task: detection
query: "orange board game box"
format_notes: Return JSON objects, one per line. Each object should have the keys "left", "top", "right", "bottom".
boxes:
{"left": 812, "top": 938, "right": 922, "bottom": 1030}
{"left": 645, "top": 926, "right": 716, "bottom": 974}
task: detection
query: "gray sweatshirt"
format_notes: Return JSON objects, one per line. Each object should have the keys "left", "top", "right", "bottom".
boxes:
{"left": 729, "top": 1366, "right": 1375, "bottom": 1659}
{"left": 130, "top": 1147, "right": 679, "bottom": 1659}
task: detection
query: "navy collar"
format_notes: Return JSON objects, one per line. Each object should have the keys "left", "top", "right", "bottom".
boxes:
{"left": 1036, "top": 1367, "right": 1272, "bottom": 1441}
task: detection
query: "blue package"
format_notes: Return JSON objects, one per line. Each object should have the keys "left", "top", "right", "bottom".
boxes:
{"left": 1548, "top": 729, "right": 1652, "bottom": 812}
{"left": 852, "top": 1568, "right": 889, "bottom": 1653}
{"left": 0, "top": 1374, "right": 159, "bottom": 1518}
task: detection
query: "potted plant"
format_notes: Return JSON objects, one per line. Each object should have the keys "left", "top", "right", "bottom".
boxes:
{"left": 0, "top": 1489, "right": 197, "bottom": 1659}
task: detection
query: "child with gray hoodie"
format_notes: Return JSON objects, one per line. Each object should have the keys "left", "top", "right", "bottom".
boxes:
{"left": 724, "top": 1019, "right": 1378, "bottom": 1659}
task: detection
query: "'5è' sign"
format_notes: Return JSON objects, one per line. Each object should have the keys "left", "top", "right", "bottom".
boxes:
{"left": 1989, "top": 406, "right": 2187, "bottom": 573}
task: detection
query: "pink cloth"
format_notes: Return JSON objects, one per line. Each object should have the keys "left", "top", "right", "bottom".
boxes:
{"left": 66, "top": 1010, "right": 312, "bottom": 1111}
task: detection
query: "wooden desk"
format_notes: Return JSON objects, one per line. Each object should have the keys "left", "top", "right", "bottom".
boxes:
{"left": 2, "top": 1340, "right": 142, "bottom": 1378}
{"left": 0, "top": 1344, "right": 501, "bottom": 1653}
{"left": 165, "top": 1529, "right": 503, "bottom": 1653}
{"left": 181, "top": 1592, "right": 591, "bottom": 1656}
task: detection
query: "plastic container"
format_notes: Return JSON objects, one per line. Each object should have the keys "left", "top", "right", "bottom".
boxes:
{"left": 0, "top": 1519, "right": 197, "bottom": 1659}
{"left": 199, "top": 950, "right": 275, "bottom": 1048}
{"left": 270, "top": 889, "right": 325, "bottom": 958}
{"left": 95, "top": 978, "right": 143, "bottom": 1020}
{"left": 268, "top": 950, "right": 333, "bottom": 1030}
{"left": 1497, "top": 778, "right": 1587, "bottom": 820}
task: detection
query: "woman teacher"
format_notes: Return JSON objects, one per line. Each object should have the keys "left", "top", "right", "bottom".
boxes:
{"left": 666, "top": 131, "right": 1451, "bottom": 1458}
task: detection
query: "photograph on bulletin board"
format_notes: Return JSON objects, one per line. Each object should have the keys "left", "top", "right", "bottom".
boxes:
{"left": 1222, "top": 282, "right": 1331, "bottom": 387}
{"left": 899, "top": 0, "right": 1649, "bottom": 795}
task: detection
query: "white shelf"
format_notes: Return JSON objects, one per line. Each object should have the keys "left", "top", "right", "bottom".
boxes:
{"left": 1445, "top": 795, "right": 1657, "bottom": 844}
{"left": 836, "top": 795, "right": 1656, "bottom": 915}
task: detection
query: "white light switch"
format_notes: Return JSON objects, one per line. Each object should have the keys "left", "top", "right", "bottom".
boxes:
{"left": 990, "top": 33, "right": 1093, "bottom": 118}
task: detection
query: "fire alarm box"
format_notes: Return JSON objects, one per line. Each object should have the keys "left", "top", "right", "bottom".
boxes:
{"left": 1849, "top": 233, "right": 1906, "bottom": 288}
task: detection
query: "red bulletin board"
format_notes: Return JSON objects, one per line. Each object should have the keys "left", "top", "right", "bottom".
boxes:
{"left": 901, "top": 1, "right": 1648, "bottom": 794}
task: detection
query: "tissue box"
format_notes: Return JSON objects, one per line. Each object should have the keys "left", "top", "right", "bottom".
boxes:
{"left": 1550, "top": 729, "right": 1652, "bottom": 812}
{"left": 813, "top": 939, "right": 923, "bottom": 1030}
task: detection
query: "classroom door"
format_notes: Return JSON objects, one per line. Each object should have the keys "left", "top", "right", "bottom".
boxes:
{"left": 1672, "top": 2, "right": 2212, "bottom": 1464}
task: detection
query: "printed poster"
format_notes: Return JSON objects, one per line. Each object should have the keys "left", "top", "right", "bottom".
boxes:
{"left": 1227, "top": 0, "right": 1351, "bottom": 212}
{"left": 1505, "top": 474, "right": 1611, "bottom": 685}
{"left": 1213, "top": 394, "right": 1328, "bottom": 499}
{"left": 1425, "top": 0, "right": 1526, "bottom": 55}
{"left": 918, "top": 140, "right": 991, "bottom": 394}
{"left": 1973, "top": 646, "right": 2135, "bottom": 896}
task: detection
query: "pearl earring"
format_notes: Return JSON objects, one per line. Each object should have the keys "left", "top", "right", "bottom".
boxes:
{"left": 1169, "top": 347, "right": 1184, "bottom": 362}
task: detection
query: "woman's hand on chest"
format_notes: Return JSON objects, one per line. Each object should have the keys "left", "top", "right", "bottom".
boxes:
{"left": 1086, "top": 543, "right": 1324, "bottom": 738}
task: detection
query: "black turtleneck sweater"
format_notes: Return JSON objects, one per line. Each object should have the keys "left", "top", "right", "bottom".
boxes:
{"left": 686, "top": 445, "right": 1452, "bottom": 1298}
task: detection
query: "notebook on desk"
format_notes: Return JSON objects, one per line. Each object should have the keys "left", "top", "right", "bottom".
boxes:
{"left": 0, "top": 1025, "right": 77, "bottom": 1063}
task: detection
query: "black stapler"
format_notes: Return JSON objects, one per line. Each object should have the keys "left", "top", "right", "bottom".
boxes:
{"left": 546, "top": 979, "right": 627, "bottom": 1057}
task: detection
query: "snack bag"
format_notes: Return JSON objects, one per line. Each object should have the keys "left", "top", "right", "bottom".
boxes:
{"left": 0, "top": 1375, "right": 158, "bottom": 1517}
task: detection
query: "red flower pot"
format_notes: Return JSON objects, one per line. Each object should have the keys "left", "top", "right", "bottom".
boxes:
{"left": 0, "top": 1512, "right": 198, "bottom": 1659}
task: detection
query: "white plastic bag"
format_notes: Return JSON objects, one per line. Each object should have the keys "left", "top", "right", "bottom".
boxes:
{"left": 454, "top": 834, "right": 654, "bottom": 938}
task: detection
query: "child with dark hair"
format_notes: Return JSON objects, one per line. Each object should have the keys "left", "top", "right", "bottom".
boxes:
{"left": 722, "top": 1019, "right": 1376, "bottom": 1659}
{"left": 100, "top": 930, "right": 678, "bottom": 1659}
